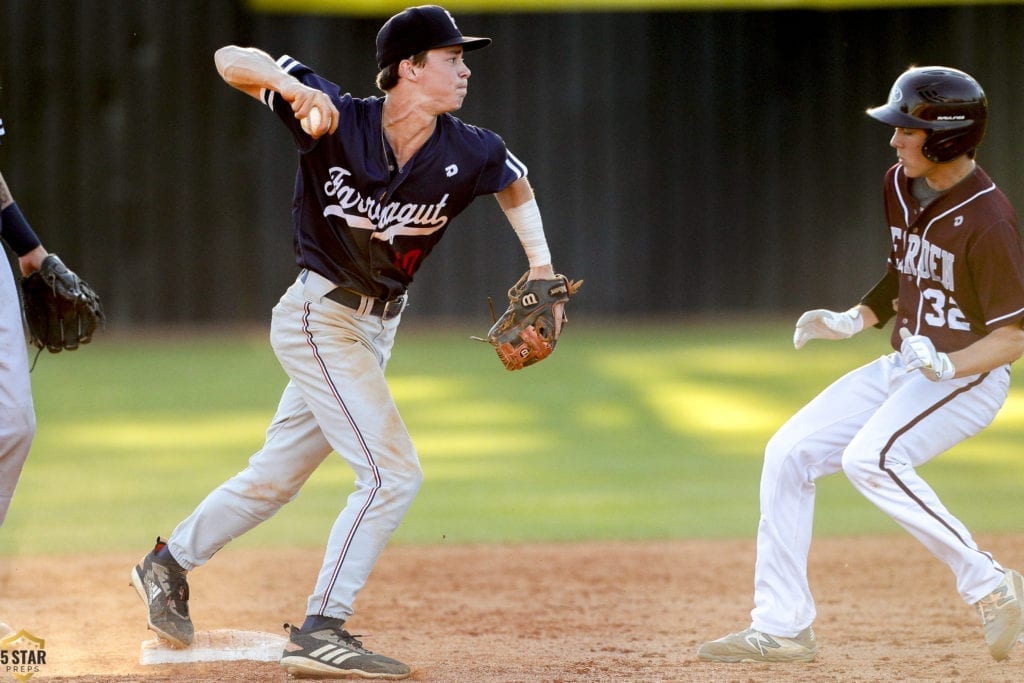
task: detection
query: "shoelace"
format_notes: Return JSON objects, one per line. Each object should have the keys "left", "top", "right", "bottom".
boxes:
{"left": 978, "top": 603, "right": 994, "bottom": 625}
{"left": 163, "top": 566, "right": 191, "bottom": 615}
{"left": 976, "top": 594, "right": 1002, "bottom": 626}
{"left": 337, "top": 629, "right": 371, "bottom": 652}
{"left": 283, "top": 623, "right": 374, "bottom": 653}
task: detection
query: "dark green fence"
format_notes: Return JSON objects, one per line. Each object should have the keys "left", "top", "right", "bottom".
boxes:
{"left": 2, "top": 1, "right": 1022, "bottom": 324}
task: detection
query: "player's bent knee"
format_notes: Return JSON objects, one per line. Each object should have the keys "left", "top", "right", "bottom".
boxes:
{"left": 393, "top": 464, "right": 424, "bottom": 500}
{"left": 376, "top": 465, "right": 424, "bottom": 512}
{"left": 1, "top": 406, "right": 37, "bottom": 459}
{"left": 762, "top": 431, "right": 806, "bottom": 477}
{"left": 840, "top": 447, "right": 883, "bottom": 487}
{"left": 18, "top": 415, "right": 37, "bottom": 453}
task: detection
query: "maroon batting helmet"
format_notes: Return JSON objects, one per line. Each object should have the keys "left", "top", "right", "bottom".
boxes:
{"left": 867, "top": 66, "right": 987, "bottom": 163}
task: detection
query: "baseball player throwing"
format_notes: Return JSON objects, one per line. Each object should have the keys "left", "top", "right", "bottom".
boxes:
{"left": 130, "top": 5, "right": 565, "bottom": 679}
{"left": 699, "top": 66, "right": 1024, "bottom": 663}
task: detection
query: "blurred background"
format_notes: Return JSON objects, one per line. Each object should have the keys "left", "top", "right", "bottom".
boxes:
{"left": 2, "top": 0, "right": 1023, "bottom": 327}
{"left": 3, "top": 2, "right": 1024, "bottom": 558}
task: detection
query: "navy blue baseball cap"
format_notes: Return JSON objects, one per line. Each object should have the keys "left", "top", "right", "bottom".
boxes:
{"left": 376, "top": 5, "right": 491, "bottom": 70}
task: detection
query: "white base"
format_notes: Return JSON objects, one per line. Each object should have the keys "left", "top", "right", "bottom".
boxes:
{"left": 140, "top": 629, "right": 287, "bottom": 665}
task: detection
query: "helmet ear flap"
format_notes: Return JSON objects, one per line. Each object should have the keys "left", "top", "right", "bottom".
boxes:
{"left": 922, "top": 131, "right": 953, "bottom": 163}
{"left": 923, "top": 124, "right": 987, "bottom": 163}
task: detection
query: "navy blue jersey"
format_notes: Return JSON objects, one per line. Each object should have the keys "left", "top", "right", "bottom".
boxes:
{"left": 261, "top": 55, "right": 527, "bottom": 300}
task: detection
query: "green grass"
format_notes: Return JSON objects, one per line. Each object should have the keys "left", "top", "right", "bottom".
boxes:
{"left": 3, "top": 319, "right": 1023, "bottom": 555}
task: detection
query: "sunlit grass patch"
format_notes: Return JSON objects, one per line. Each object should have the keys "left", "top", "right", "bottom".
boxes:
{"left": 4, "top": 320, "right": 1022, "bottom": 554}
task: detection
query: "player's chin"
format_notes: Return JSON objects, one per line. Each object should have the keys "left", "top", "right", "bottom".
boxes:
{"left": 898, "top": 158, "right": 930, "bottom": 179}
{"left": 899, "top": 164, "right": 921, "bottom": 178}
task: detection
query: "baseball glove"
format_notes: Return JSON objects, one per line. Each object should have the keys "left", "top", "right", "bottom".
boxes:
{"left": 21, "top": 253, "right": 104, "bottom": 353}
{"left": 478, "top": 271, "right": 583, "bottom": 371}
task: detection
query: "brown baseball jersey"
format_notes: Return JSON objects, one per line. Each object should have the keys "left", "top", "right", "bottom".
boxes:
{"left": 866, "top": 163, "right": 1024, "bottom": 353}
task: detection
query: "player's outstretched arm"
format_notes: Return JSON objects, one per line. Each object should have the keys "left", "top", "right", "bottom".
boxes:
{"left": 213, "top": 46, "right": 338, "bottom": 135}
{"left": 793, "top": 304, "right": 878, "bottom": 350}
{"left": 496, "top": 177, "right": 553, "bottom": 280}
{"left": 214, "top": 46, "right": 288, "bottom": 99}
{"left": 482, "top": 176, "right": 582, "bottom": 366}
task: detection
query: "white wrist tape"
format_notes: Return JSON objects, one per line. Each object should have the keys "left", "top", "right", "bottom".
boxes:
{"left": 504, "top": 198, "right": 551, "bottom": 268}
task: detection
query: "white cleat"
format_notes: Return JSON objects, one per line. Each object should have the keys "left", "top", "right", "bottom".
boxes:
{"left": 975, "top": 569, "right": 1024, "bottom": 661}
{"left": 697, "top": 625, "right": 818, "bottom": 663}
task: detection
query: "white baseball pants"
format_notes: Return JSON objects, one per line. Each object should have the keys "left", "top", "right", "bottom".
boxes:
{"left": 0, "top": 256, "right": 35, "bottom": 527}
{"left": 169, "top": 271, "right": 423, "bottom": 620}
{"left": 751, "top": 351, "right": 1011, "bottom": 637}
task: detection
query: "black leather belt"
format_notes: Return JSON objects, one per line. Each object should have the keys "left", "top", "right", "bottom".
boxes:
{"left": 325, "top": 287, "right": 407, "bottom": 320}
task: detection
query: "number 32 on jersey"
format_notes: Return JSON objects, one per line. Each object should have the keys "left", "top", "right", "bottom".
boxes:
{"left": 922, "top": 287, "right": 969, "bottom": 331}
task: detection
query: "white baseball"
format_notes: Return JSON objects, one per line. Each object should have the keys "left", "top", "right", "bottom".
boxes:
{"left": 301, "top": 106, "right": 322, "bottom": 135}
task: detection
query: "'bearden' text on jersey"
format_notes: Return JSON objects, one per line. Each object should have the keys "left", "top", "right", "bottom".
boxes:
{"left": 891, "top": 227, "right": 956, "bottom": 291}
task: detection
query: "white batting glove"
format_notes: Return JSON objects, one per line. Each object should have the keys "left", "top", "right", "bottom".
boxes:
{"left": 899, "top": 327, "right": 956, "bottom": 381}
{"left": 793, "top": 307, "right": 864, "bottom": 350}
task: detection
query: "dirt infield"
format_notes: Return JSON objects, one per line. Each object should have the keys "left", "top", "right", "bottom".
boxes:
{"left": 4, "top": 535, "right": 1024, "bottom": 682}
